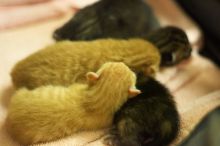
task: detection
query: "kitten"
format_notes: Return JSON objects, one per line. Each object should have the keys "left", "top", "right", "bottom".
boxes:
{"left": 11, "top": 39, "right": 160, "bottom": 89}
{"left": 7, "top": 62, "right": 141, "bottom": 145}
{"left": 53, "top": 0, "right": 159, "bottom": 41}
{"left": 104, "top": 77, "right": 180, "bottom": 146}
{"left": 146, "top": 26, "right": 192, "bottom": 66}
{"left": 53, "top": 0, "right": 191, "bottom": 66}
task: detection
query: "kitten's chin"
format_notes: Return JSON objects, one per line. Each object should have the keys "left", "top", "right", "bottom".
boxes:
{"left": 176, "top": 56, "right": 193, "bottom": 68}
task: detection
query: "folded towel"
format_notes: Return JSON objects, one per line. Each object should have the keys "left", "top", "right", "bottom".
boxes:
{"left": 0, "top": 0, "right": 77, "bottom": 30}
{"left": 0, "top": 0, "right": 50, "bottom": 6}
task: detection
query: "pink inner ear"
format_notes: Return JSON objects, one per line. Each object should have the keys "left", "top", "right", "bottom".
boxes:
{"left": 128, "top": 88, "right": 141, "bottom": 96}
{"left": 86, "top": 72, "right": 99, "bottom": 81}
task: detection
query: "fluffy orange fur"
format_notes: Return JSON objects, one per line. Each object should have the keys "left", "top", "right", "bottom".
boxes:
{"left": 11, "top": 38, "right": 160, "bottom": 89}
{"left": 7, "top": 62, "right": 140, "bottom": 145}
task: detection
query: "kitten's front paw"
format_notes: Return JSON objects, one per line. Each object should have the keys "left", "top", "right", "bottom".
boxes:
{"left": 145, "top": 65, "right": 158, "bottom": 77}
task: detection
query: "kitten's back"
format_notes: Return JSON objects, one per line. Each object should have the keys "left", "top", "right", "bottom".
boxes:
{"left": 11, "top": 39, "right": 160, "bottom": 89}
{"left": 107, "top": 77, "right": 179, "bottom": 146}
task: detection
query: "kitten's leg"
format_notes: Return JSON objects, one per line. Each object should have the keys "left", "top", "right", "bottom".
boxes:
{"left": 103, "top": 127, "right": 120, "bottom": 146}
{"left": 103, "top": 119, "right": 145, "bottom": 146}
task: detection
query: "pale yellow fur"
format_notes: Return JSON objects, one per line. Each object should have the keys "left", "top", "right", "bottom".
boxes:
{"left": 7, "top": 62, "right": 137, "bottom": 145}
{"left": 11, "top": 39, "right": 160, "bottom": 89}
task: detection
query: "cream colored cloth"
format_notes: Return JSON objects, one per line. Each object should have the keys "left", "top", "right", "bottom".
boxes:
{"left": 0, "top": 0, "right": 76, "bottom": 30}
{"left": 0, "top": 0, "right": 50, "bottom": 6}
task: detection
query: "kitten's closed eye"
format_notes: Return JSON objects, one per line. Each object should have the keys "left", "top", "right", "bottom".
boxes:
{"left": 162, "top": 53, "right": 176, "bottom": 65}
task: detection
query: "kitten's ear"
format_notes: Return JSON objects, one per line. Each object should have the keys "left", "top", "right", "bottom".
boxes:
{"left": 128, "top": 87, "right": 141, "bottom": 97}
{"left": 86, "top": 72, "right": 99, "bottom": 83}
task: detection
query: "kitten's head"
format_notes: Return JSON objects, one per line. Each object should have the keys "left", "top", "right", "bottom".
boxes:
{"left": 53, "top": 15, "right": 73, "bottom": 41}
{"left": 86, "top": 62, "right": 141, "bottom": 98}
{"left": 146, "top": 26, "right": 192, "bottom": 66}
{"left": 159, "top": 27, "right": 192, "bottom": 66}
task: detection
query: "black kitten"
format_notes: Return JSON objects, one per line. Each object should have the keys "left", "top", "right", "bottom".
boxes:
{"left": 53, "top": 0, "right": 159, "bottom": 40}
{"left": 105, "top": 77, "right": 180, "bottom": 146}
{"left": 53, "top": 0, "right": 192, "bottom": 66}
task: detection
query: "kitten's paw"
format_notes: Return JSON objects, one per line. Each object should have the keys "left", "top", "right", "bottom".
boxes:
{"left": 103, "top": 135, "right": 120, "bottom": 146}
{"left": 145, "top": 65, "right": 157, "bottom": 77}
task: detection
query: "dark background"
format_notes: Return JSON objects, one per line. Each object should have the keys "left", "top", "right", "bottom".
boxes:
{"left": 176, "top": 0, "right": 220, "bottom": 66}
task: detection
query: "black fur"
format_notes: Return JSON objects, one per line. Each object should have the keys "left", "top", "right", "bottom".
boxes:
{"left": 53, "top": 0, "right": 159, "bottom": 40}
{"left": 53, "top": 0, "right": 191, "bottom": 66}
{"left": 105, "top": 77, "right": 180, "bottom": 146}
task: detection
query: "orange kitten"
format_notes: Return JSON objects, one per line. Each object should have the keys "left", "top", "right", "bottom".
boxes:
{"left": 11, "top": 39, "right": 160, "bottom": 89}
{"left": 7, "top": 62, "right": 140, "bottom": 145}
